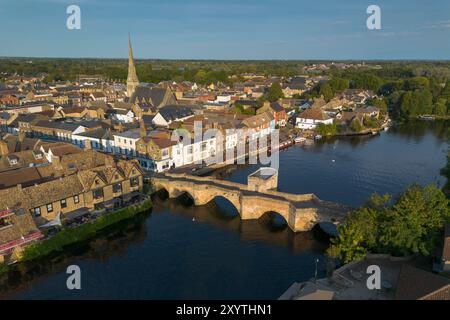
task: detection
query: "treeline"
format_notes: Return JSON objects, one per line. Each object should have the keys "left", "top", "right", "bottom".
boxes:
{"left": 307, "top": 64, "right": 450, "bottom": 119}
{"left": 0, "top": 58, "right": 309, "bottom": 85}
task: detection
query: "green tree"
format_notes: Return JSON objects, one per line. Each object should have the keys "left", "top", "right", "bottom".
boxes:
{"left": 379, "top": 185, "right": 449, "bottom": 256}
{"left": 434, "top": 98, "right": 448, "bottom": 116}
{"left": 319, "top": 83, "right": 334, "bottom": 102}
{"left": 329, "top": 77, "right": 349, "bottom": 92}
{"left": 316, "top": 122, "right": 337, "bottom": 136}
{"left": 328, "top": 185, "right": 449, "bottom": 263}
{"left": 367, "top": 97, "right": 388, "bottom": 116}
{"left": 349, "top": 118, "right": 364, "bottom": 132}
{"left": 267, "top": 82, "right": 284, "bottom": 102}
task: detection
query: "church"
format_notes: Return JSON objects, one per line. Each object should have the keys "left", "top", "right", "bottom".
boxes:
{"left": 126, "top": 36, "right": 177, "bottom": 109}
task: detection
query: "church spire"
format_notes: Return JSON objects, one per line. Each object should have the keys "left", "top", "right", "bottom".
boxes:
{"left": 127, "top": 34, "right": 139, "bottom": 98}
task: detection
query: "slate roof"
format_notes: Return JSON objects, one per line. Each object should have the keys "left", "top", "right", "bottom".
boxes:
{"left": 157, "top": 105, "right": 194, "bottom": 122}
{"left": 130, "top": 86, "right": 177, "bottom": 108}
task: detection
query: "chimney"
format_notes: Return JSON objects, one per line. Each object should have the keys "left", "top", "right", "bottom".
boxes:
{"left": 84, "top": 139, "right": 92, "bottom": 150}
{"left": 18, "top": 130, "right": 26, "bottom": 142}
{"left": 139, "top": 119, "right": 147, "bottom": 138}
{"left": 105, "top": 155, "right": 115, "bottom": 167}
{"left": 51, "top": 156, "right": 62, "bottom": 169}
{"left": 0, "top": 141, "right": 8, "bottom": 156}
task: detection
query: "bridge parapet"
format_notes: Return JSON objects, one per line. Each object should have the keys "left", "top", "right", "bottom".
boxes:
{"left": 151, "top": 173, "right": 350, "bottom": 232}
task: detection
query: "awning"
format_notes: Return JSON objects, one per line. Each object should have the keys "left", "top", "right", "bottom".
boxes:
{"left": 122, "top": 191, "right": 140, "bottom": 201}
{"left": 104, "top": 198, "right": 122, "bottom": 207}
{"left": 63, "top": 208, "right": 90, "bottom": 222}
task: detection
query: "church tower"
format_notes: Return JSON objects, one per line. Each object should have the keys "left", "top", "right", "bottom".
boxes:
{"left": 127, "top": 34, "right": 139, "bottom": 98}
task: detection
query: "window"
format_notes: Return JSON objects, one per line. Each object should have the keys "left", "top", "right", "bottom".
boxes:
{"left": 74, "top": 195, "right": 80, "bottom": 204}
{"left": 60, "top": 199, "right": 67, "bottom": 208}
{"left": 46, "top": 203, "right": 53, "bottom": 213}
{"left": 113, "top": 183, "right": 122, "bottom": 193}
{"left": 31, "top": 207, "right": 41, "bottom": 217}
{"left": 162, "top": 149, "right": 169, "bottom": 157}
{"left": 187, "top": 146, "right": 193, "bottom": 154}
{"left": 93, "top": 188, "right": 103, "bottom": 199}
{"left": 130, "top": 177, "right": 139, "bottom": 187}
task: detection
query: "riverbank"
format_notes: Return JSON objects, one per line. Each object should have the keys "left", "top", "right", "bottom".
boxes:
{"left": 0, "top": 198, "right": 152, "bottom": 277}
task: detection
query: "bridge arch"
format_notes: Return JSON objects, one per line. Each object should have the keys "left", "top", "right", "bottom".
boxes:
{"left": 210, "top": 196, "right": 240, "bottom": 218}
{"left": 259, "top": 211, "right": 288, "bottom": 231}
{"left": 193, "top": 186, "right": 242, "bottom": 215}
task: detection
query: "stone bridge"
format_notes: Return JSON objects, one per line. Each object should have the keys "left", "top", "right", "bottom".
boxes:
{"left": 150, "top": 171, "right": 351, "bottom": 232}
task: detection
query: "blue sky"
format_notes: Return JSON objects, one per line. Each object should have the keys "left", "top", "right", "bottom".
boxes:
{"left": 0, "top": 0, "right": 449, "bottom": 59}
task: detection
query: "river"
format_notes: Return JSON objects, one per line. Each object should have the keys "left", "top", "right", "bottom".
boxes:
{"left": 1, "top": 120, "right": 448, "bottom": 299}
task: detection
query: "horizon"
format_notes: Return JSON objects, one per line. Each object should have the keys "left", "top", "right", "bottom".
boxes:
{"left": 1, "top": 56, "right": 450, "bottom": 62}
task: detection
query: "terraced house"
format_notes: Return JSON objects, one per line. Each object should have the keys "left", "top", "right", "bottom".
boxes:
{"left": 0, "top": 150, "right": 144, "bottom": 229}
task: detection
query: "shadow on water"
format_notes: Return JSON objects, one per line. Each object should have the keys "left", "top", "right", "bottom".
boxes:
{"left": 151, "top": 192, "right": 328, "bottom": 255}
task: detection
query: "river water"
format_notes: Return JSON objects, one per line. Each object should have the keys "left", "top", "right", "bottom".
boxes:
{"left": 1, "top": 120, "right": 448, "bottom": 299}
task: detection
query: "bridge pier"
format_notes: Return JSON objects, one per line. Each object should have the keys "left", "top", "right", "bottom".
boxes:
{"left": 151, "top": 173, "right": 349, "bottom": 233}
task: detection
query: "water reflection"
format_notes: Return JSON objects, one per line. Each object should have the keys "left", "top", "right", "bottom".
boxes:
{"left": 0, "top": 213, "right": 149, "bottom": 298}
{"left": 152, "top": 193, "right": 327, "bottom": 255}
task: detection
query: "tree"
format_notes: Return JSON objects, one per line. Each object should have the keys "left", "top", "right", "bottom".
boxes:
{"left": 434, "top": 98, "right": 448, "bottom": 116}
{"left": 368, "top": 97, "right": 388, "bottom": 116}
{"left": 328, "top": 185, "right": 449, "bottom": 263}
{"left": 319, "top": 83, "right": 334, "bottom": 102}
{"left": 267, "top": 82, "right": 284, "bottom": 102}
{"left": 379, "top": 185, "right": 449, "bottom": 256}
{"left": 349, "top": 118, "right": 364, "bottom": 132}
{"left": 329, "top": 77, "right": 349, "bottom": 92}
{"left": 194, "top": 70, "right": 207, "bottom": 84}
{"left": 402, "top": 76, "right": 430, "bottom": 91}
{"left": 316, "top": 122, "right": 337, "bottom": 136}
{"left": 363, "top": 116, "right": 379, "bottom": 128}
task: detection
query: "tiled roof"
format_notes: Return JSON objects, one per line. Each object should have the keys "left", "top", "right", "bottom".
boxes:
{"left": 395, "top": 264, "right": 450, "bottom": 300}
{"left": 298, "top": 107, "right": 330, "bottom": 121}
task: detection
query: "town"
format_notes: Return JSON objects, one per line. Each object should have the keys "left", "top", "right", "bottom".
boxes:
{"left": 0, "top": 37, "right": 449, "bottom": 301}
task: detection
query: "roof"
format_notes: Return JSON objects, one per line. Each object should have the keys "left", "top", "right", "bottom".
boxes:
{"left": 130, "top": 86, "right": 177, "bottom": 107}
{"left": 270, "top": 102, "right": 284, "bottom": 112}
{"left": 75, "top": 128, "right": 114, "bottom": 140}
{"left": 395, "top": 264, "right": 450, "bottom": 300}
{"left": 46, "top": 143, "right": 82, "bottom": 157}
{"left": 0, "top": 167, "right": 48, "bottom": 189}
{"left": 113, "top": 129, "right": 141, "bottom": 140}
{"left": 157, "top": 105, "right": 195, "bottom": 122}
{"left": 151, "top": 138, "right": 177, "bottom": 149}
{"left": 242, "top": 111, "right": 274, "bottom": 129}
{"left": 298, "top": 107, "right": 331, "bottom": 121}
{"left": 0, "top": 149, "right": 48, "bottom": 173}
{"left": 0, "top": 209, "right": 40, "bottom": 250}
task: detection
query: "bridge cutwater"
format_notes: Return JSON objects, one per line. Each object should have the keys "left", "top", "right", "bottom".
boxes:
{"left": 150, "top": 168, "right": 350, "bottom": 232}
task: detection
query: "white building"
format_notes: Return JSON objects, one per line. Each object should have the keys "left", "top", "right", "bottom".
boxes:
{"left": 171, "top": 135, "right": 217, "bottom": 168}
{"left": 152, "top": 105, "right": 194, "bottom": 127}
{"left": 72, "top": 128, "right": 115, "bottom": 153}
{"left": 113, "top": 129, "right": 141, "bottom": 156}
{"left": 296, "top": 107, "right": 333, "bottom": 130}
{"left": 111, "top": 109, "right": 135, "bottom": 123}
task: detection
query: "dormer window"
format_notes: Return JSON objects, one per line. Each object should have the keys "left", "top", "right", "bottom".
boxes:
{"left": 33, "top": 151, "right": 43, "bottom": 160}
{"left": 7, "top": 155, "right": 18, "bottom": 165}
